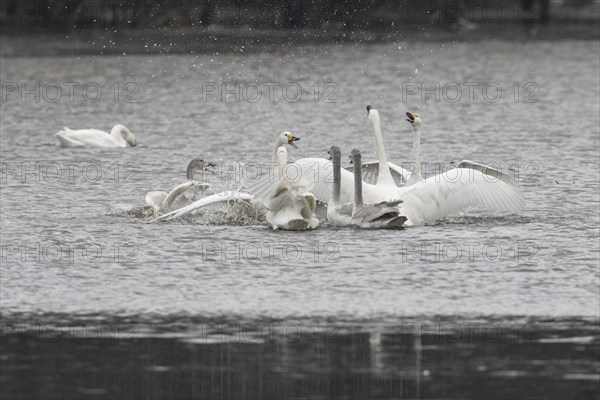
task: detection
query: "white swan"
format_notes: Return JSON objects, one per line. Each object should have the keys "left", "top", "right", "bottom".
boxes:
{"left": 345, "top": 106, "right": 412, "bottom": 186}
{"left": 247, "top": 126, "right": 524, "bottom": 226}
{"left": 349, "top": 149, "right": 406, "bottom": 229}
{"left": 259, "top": 132, "right": 319, "bottom": 231}
{"left": 145, "top": 159, "right": 214, "bottom": 216}
{"left": 326, "top": 145, "right": 353, "bottom": 226}
{"left": 361, "top": 107, "right": 515, "bottom": 193}
{"left": 55, "top": 124, "right": 138, "bottom": 148}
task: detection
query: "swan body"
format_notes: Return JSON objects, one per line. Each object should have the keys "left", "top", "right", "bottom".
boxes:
{"left": 326, "top": 146, "right": 353, "bottom": 226}
{"left": 350, "top": 149, "right": 407, "bottom": 229}
{"left": 145, "top": 159, "right": 214, "bottom": 216}
{"left": 55, "top": 124, "right": 138, "bottom": 148}
{"left": 266, "top": 176, "right": 319, "bottom": 230}
{"left": 259, "top": 133, "right": 319, "bottom": 230}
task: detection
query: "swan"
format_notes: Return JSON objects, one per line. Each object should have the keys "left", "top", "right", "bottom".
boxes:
{"left": 55, "top": 124, "right": 138, "bottom": 148}
{"left": 360, "top": 107, "right": 515, "bottom": 193}
{"left": 349, "top": 149, "right": 407, "bottom": 228}
{"left": 326, "top": 145, "right": 353, "bottom": 226}
{"left": 145, "top": 158, "right": 214, "bottom": 216}
{"left": 345, "top": 106, "right": 412, "bottom": 186}
{"left": 260, "top": 132, "right": 319, "bottom": 231}
{"left": 155, "top": 132, "right": 319, "bottom": 228}
{"left": 247, "top": 123, "right": 524, "bottom": 226}
{"left": 404, "top": 111, "right": 518, "bottom": 188}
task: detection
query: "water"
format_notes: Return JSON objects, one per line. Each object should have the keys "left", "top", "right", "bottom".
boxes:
{"left": 1, "top": 39, "right": 599, "bottom": 398}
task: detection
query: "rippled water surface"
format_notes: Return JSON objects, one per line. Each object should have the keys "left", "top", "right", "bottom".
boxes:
{"left": 1, "top": 40, "right": 599, "bottom": 321}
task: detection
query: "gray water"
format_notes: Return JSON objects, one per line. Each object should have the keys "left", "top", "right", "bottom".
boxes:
{"left": 1, "top": 40, "right": 599, "bottom": 322}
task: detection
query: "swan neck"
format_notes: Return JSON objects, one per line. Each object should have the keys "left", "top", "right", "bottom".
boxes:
{"left": 332, "top": 154, "right": 341, "bottom": 204}
{"left": 353, "top": 155, "right": 364, "bottom": 208}
{"left": 272, "top": 141, "right": 282, "bottom": 166}
{"left": 371, "top": 116, "right": 394, "bottom": 185}
{"left": 272, "top": 142, "right": 283, "bottom": 178}
{"left": 186, "top": 165, "right": 195, "bottom": 181}
{"left": 110, "top": 125, "right": 127, "bottom": 145}
{"left": 410, "top": 125, "right": 422, "bottom": 183}
{"left": 110, "top": 126, "right": 122, "bottom": 138}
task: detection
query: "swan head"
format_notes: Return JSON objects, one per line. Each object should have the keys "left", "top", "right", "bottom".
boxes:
{"left": 350, "top": 148, "right": 362, "bottom": 164}
{"left": 186, "top": 158, "right": 216, "bottom": 180}
{"left": 406, "top": 112, "right": 422, "bottom": 127}
{"left": 278, "top": 131, "right": 300, "bottom": 149}
{"left": 114, "top": 124, "right": 138, "bottom": 147}
{"left": 327, "top": 145, "right": 341, "bottom": 161}
{"left": 366, "top": 105, "right": 380, "bottom": 125}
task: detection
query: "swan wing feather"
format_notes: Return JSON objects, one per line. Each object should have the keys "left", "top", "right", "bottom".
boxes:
{"left": 344, "top": 161, "right": 410, "bottom": 186}
{"left": 398, "top": 167, "right": 524, "bottom": 225}
{"left": 151, "top": 191, "right": 253, "bottom": 222}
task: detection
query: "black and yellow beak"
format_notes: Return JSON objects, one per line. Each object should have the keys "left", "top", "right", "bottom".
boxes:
{"left": 406, "top": 112, "right": 415, "bottom": 123}
{"left": 288, "top": 135, "right": 300, "bottom": 149}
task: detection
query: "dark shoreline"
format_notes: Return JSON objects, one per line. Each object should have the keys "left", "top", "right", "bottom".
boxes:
{"left": 1, "top": 314, "right": 598, "bottom": 399}
{"left": 1, "top": 22, "right": 599, "bottom": 58}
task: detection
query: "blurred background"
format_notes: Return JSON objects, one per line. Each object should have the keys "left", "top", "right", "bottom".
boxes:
{"left": 1, "top": 0, "right": 599, "bottom": 56}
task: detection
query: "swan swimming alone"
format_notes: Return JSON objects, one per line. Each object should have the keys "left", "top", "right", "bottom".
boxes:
{"left": 145, "top": 158, "right": 215, "bottom": 216}
{"left": 260, "top": 132, "right": 319, "bottom": 231}
{"left": 55, "top": 124, "right": 138, "bottom": 148}
{"left": 349, "top": 149, "right": 406, "bottom": 229}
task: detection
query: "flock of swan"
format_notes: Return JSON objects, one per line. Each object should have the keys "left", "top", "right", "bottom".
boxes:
{"left": 56, "top": 106, "right": 525, "bottom": 230}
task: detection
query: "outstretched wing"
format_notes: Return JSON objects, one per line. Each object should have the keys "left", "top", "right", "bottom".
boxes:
{"left": 398, "top": 166, "right": 524, "bottom": 225}
{"left": 151, "top": 191, "right": 254, "bottom": 222}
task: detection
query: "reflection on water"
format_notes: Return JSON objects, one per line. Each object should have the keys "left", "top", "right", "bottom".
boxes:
{"left": 1, "top": 317, "right": 598, "bottom": 399}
